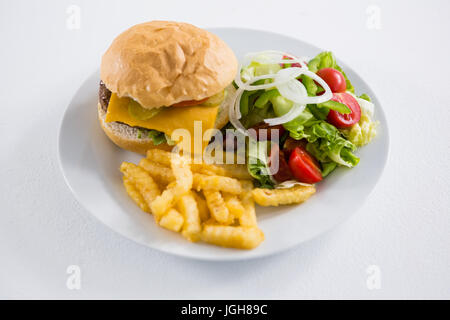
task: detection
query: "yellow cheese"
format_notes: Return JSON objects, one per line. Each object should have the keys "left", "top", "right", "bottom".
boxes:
{"left": 105, "top": 93, "right": 220, "bottom": 152}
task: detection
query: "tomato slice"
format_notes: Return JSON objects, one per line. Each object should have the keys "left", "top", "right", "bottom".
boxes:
{"left": 269, "top": 143, "right": 293, "bottom": 182}
{"left": 316, "top": 68, "right": 346, "bottom": 93}
{"left": 327, "top": 92, "right": 361, "bottom": 128}
{"left": 288, "top": 147, "right": 322, "bottom": 184}
{"left": 172, "top": 97, "right": 208, "bottom": 107}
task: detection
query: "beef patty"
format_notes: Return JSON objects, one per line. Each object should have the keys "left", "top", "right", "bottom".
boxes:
{"left": 99, "top": 80, "right": 111, "bottom": 112}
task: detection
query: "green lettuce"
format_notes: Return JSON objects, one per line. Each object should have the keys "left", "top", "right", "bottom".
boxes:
{"left": 282, "top": 112, "right": 360, "bottom": 168}
{"left": 147, "top": 130, "right": 167, "bottom": 145}
{"left": 340, "top": 93, "right": 378, "bottom": 147}
{"left": 340, "top": 114, "right": 378, "bottom": 147}
{"left": 246, "top": 139, "right": 275, "bottom": 189}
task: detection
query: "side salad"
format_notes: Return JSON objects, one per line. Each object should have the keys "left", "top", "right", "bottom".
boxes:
{"left": 226, "top": 50, "right": 378, "bottom": 188}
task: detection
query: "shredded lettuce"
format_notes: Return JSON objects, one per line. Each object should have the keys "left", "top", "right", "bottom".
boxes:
{"left": 282, "top": 112, "right": 360, "bottom": 168}
{"left": 247, "top": 139, "right": 275, "bottom": 188}
{"left": 147, "top": 129, "right": 166, "bottom": 145}
{"left": 340, "top": 93, "right": 378, "bottom": 147}
{"left": 341, "top": 113, "right": 378, "bottom": 147}
{"left": 304, "top": 122, "right": 359, "bottom": 168}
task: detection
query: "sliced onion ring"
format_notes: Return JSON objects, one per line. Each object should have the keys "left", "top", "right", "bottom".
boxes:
{"left": 276, "top": 70, "right": 333, "bottom": 105}
{"left": 275, "top": 180, "right": 314, "bottom": 189}
{"left": 228, "top": 87, "right": 247, "bottom": 135}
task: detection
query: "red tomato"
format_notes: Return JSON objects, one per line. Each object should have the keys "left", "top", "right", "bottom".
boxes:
{"left": 327, "top": 92, "right": 361, "bottom": 128}
{"left": 172, "top": 97, "right": 208, "bottom": 107}
{"left": 316, "top": 68, "right": 346, "bottom": 93}
{"left": 269, "top": 144, "right": 292, "bottom": 182}
{"left": 288, "top": 147, "right": 323, "bottom": 184}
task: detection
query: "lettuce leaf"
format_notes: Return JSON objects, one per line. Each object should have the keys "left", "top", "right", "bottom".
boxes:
{"left": 246, "top": 139, "right": 275, "bottom": 188}
{"left": 147, "top": 130, "right": 167, "bottom": 145}
{"left": 340, "top": 114, "right": 378, "bottom": 147}
{"left": 340, "top": 93, "right": 378, "bottom": 147}
{"left": 283, "top": 114, "right": 360, "bottom": 168}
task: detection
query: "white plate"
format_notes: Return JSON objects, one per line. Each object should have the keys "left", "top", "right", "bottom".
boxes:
{"left": 58, "top": 28, "right": 389, "bottom": 261}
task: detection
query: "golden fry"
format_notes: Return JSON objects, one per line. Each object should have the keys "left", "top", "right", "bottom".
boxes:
{"left": 150, "top": 182, "right": 177, "bottom": 221}
{"left": 201, "top": 224, "right": 264, "bottom": 250}
{"left": 192, "top": 191, "right": 210, "bottom": 222}
{"left": 239, "top": 192, "right": 257, "bottom": 228}
{"left": 240, "top": 180, "right": 254, "bottom": 191}
{"left": 191, "top": 162, "right": 251, "bottom": 180}
{"left": 223, "top": 193, "right": 245, "bottom": 220}
{"left": 146, "top": 149, "right": 173, "bottom": 166}
{"left": 203, "top": 190, "right": 231, "bottom": 224}
{"left": 216, "top": 163, "right": 252, "bottom": 180}
{"left": 252, "top": 185, "right": 316, "bottom": 206}
{"left": 191, "top": 163, "right": 227, "bottom": 176}
{"left": 150, "top": 153, "right": 193, "bottom": 219}
{"left": 177, "top": 192, "right": 201, "bottom": 242}
{"left": 123, "top": 177, "right": 150, "bottom": 213}
{"left": 171, "top": 153, "right": 193, "bottom": 192}
{"left": 159, "top": 208, "right": 184, "bottom": 232}
{"left": 193, "top": 174, "right": 242, "bottom": 194}
{"left": 120, "top": 162, "right": 160, "bottom": 210}
{"left": 139, "top": 158, "right": 174, "bottom": 185}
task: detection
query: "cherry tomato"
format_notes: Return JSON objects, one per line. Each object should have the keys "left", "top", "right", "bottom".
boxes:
{"left": 327, "top": 92, "right": 361, "bottom": 128}
{"left": 269, "top": 144, "right": 292, "bottom": 182}
{"left": 316, "top": 68, "right": 346, "bottom": 93}
{"left": 288, "top": 147, "right": 323, "bottom": 184}
{"left": 172, "top": 97, "right": 208, "bottom": 107}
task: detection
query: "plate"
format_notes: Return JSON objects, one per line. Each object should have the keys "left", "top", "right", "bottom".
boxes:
{"left": 58, "top": 28, "right": 389, "bottom": 261}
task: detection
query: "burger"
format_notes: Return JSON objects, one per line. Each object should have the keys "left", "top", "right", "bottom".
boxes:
{"left": 98, "top": 21, "right": 237, "bottom": 154}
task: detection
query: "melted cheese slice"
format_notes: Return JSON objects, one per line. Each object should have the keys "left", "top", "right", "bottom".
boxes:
{"left": 105, "top": 93, "right": 219, "bottom": 152}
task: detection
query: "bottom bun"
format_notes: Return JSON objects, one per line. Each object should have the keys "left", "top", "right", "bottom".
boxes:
{"left": 98, "top": 103, "right": 173, "bottom": 155}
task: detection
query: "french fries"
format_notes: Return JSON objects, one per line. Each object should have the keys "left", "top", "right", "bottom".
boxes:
{"left": 239, "top": 191, "right": 257, "bottom": 228}
{"left": 146, "top": 149, "right": 173, "bottom": 166}
{"left": 123, "top": 177, "right": 150, "bottom": 213}
{"left": 177, "top": 192, "right": 201, "bottom": 242}
{"left": 201, "top": 224, "right": 264, "bottom": 250}
{"left": 120, "top": 162, "right": 160, "bottom": 209}
{"left": 193, "top": 174, "right": 242, "bottom": 194}
{"left": 139, "top": 158, "right": 174, "bottom": 185}
{"left": 203, "top": 190, "right": 231, "bottom": 224}
{"left": 120, "top": 149, "right": 316, "bottom": 250}
{"left": 252, "top": 185, "right": 316, "bottom": 206}
{"left": 150, "top": 152, "right": 192, "bottom": 220}
{"left": 192, "top": 191, "right": 210, "bottom": 222}
{"left": 159, "top": 208, "right": 184, "bottom": 232}
{"left": 223, "top": 193, "right": 245, "bottom": 220}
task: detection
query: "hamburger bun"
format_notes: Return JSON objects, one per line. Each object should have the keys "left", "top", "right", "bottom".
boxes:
{"left": 101, "top": 21, "right": 238, "bottom": 109}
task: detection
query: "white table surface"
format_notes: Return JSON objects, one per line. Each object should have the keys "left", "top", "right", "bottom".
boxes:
{"left": 1, "top": 0, "right": 449, "bottom": 299}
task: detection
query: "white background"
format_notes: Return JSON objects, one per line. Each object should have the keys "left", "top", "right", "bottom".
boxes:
{"left": 1, "top": 0, "right": 449, "bottom": 299}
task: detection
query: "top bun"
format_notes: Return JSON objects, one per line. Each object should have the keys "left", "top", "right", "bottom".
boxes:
{"left": 100, "top": 21, "right": 238, "bottom": 109}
